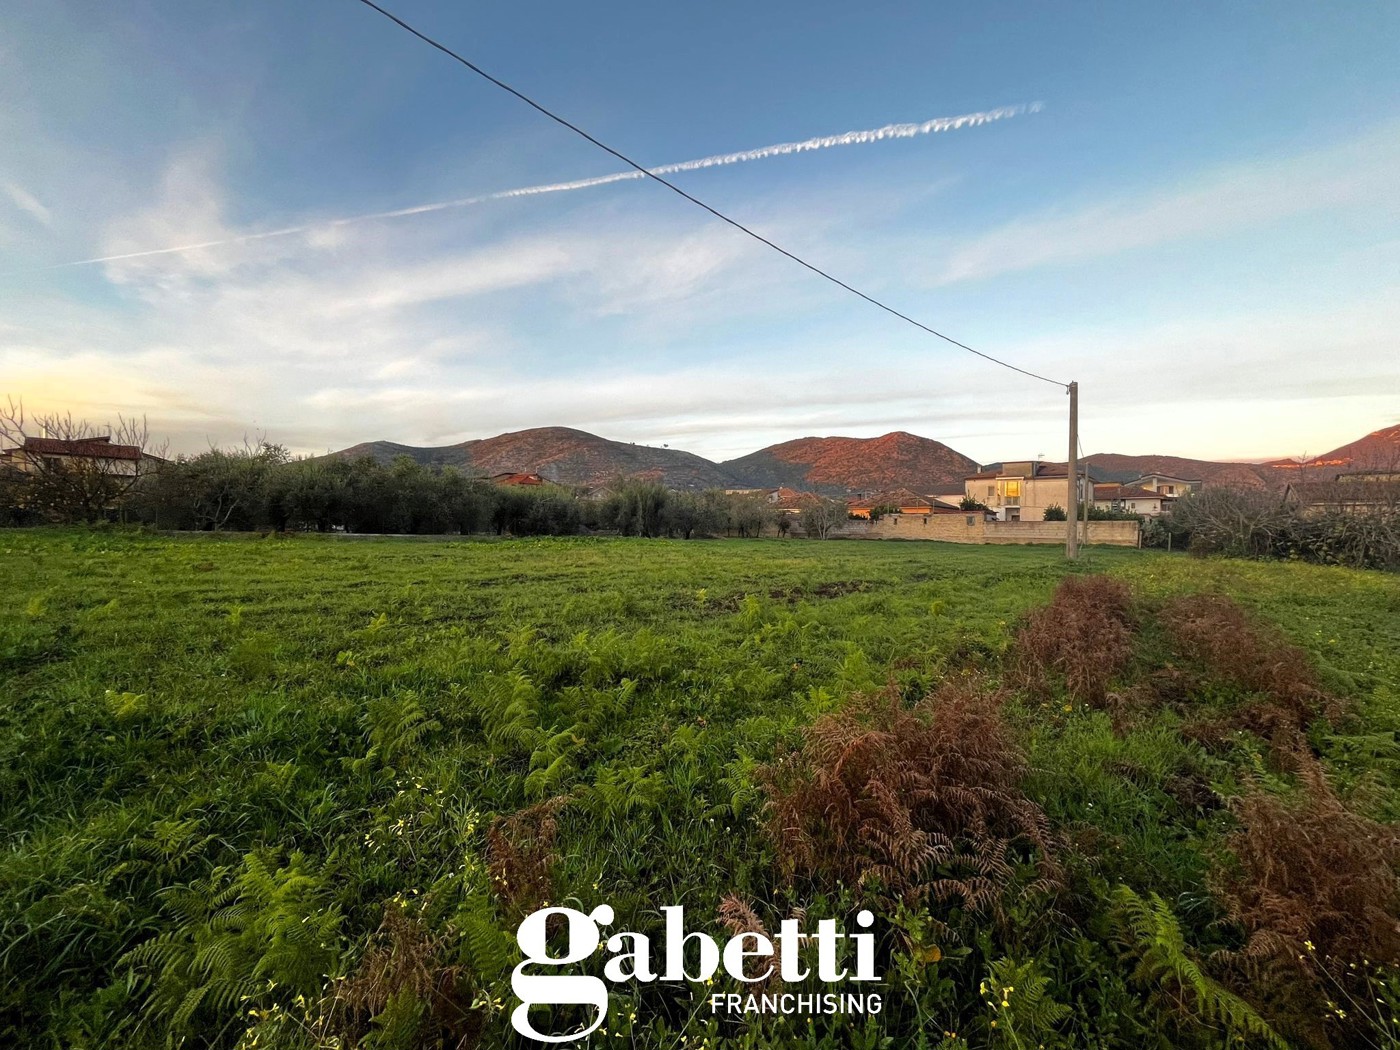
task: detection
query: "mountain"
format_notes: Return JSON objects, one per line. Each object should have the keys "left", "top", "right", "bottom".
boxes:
{"left": 1261, "top": 423, "right": 1400, "bottom": 477}
{"left": 328, "top": 422, "right": 1399, "bottom": 496}
{"left": 331, "top": 427, "right": 736, "bottom": 490}
{"left": 722, "top": 431, "right": 980, "bottom": 494}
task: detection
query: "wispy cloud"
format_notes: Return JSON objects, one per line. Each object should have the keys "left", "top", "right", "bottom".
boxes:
{"left": 31, "top": 103, "right": 1039, "bottom": 272}
{"left": 4, "top": 182, "right": 51, "bottom": 225}
{"left": 932, "top": 120, "right": 1400, "bottom": 284}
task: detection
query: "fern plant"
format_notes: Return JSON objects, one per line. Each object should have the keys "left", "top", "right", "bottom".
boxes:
{"left": 350, "top": 691, "right": 441, "bottom": 777}
{"left": 1111, "top": 885, "right": 1287, "bottom": 1049}
{"left": 121, "top": 851, "right": 342, "bottom": 1043}
{"left": 983, "top": 956, "right": 1070, "bottom": 1049}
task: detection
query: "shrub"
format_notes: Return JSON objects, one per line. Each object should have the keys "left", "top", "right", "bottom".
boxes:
{"left": 1213, "top": 768, "right": 1400, "bottom": 1047}
{"left": 757, "top": 679, "right": 1058, "bottom": 917}
{"left": 1042, "top": 503, "right": 1067, "bottom": 521}
{"left": 1168, "top": 488, "right": 1400, "bottom": 571}
{"left": 1012, "top": 575, "right": 1136, "bottom": 705}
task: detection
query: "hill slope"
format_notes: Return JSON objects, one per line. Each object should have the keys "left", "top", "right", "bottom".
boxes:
{"left": 1262, "top": 423, "right": 1400, "bottom": 477}
{"left": 723, "top": 431, "right": 979, "bottom": 494}
{"left": 329, "top": 421, "right": 1398, "bottom": 494}
{"left": 331, "top": 427, "right": 735, "bottom": 490}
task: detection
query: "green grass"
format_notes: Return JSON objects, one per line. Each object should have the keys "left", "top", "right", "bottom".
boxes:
{"left": 1, "top": 529, "right": 1397, "bottom": 1049}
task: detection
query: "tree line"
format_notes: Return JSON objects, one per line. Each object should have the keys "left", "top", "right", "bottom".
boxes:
{"left": 1, "top": 437, "right": 852, "bottom": 539}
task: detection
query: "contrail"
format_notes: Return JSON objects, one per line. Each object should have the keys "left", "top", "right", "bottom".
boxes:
{"left": 37, "top": 103, "right": 1041, "bottom": 271}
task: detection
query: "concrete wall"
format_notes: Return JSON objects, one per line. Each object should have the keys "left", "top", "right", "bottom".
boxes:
{"left": 831, "top": 514, "right": 1139, "bottom": 547}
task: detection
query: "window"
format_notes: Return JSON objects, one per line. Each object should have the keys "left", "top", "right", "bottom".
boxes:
{"left": 1003, "top": 480, "right": 1021, "bottom": 500}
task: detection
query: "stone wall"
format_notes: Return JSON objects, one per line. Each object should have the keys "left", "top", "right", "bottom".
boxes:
{"left": 830, "top": 514, "right": 1139, "bottom": 547}
{"left": 984, "top": 520, "right": 1139, "bottom": 547}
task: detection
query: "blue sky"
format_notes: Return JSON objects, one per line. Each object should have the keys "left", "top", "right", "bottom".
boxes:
{"left": 2, "top": 0, "right": 1397, "bottom": 464}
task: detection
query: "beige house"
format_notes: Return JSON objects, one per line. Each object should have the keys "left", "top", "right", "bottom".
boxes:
{"left": 1128, "top": 473, "right": 1200, "bottom": 497}
{"left": 964, "top": 461, "right": 1092, "bottom": 522}
{"left": 1093, "top": 483, "right": 1174, "bottom": 516}
{"left": 0, "top": 435, "right": 149, "bottom": 476}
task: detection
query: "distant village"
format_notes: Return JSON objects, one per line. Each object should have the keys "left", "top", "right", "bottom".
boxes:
{"left": 496, "top": 462, "right": 1198, "bottom": 520}
{"left": 4, "top": 429, "right": 1396, "bottom": 546}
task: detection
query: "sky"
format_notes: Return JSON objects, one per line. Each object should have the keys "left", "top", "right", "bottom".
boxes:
{"left": 2, "top": 0, "right": 1398, "bottom": 465}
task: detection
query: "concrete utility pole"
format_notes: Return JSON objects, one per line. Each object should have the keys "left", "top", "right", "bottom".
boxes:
{"left": 1066, "top": 381, "right": 1079, "bottom": 560}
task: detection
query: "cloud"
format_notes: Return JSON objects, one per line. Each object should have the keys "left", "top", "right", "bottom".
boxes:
{"left": 4, "top": 182, "right": 51, "bottom": 225}
{"left": 5, "top": 125, "right": 1398, "bottom": 469}
{"left": 32, "top": 103, "right": 1038, "bottom": 272}
{"left": 932, "top": 121, "right": 1400, "bottom": 284}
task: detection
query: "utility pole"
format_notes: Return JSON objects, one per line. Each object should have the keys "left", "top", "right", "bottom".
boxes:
{"left": 1066, "top": 381, "right": 1079, "bottom": 560}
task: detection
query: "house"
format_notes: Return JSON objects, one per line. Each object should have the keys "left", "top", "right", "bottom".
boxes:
{"left": 1127, "top": 473, "right": 1201, "bottom": 497}
{"left": 1336, "top": 470, "right": 1400, "bottom": 483}
{"left": 490, "top": 471, "right": 546, "bottom": 486}
{"left": 1093, "top": 483, "right": 1175, "bottom": 516}
{"left": 963, "top": 461, "right": 1094, "bottom": 522}
{"left": 1284, "top": 480, "right": 1400, "bottom": 516}
{"left": 926, "top": 485, "right": 966, "bottom": 501}
{"left": 770, "top": 489, "right": 821, "bottom": 515}
{"left": 846, "top": 488, "right": 936, "bottom": 519}
{"left": 0, "top": 435, "right": 150, "bottom": 476}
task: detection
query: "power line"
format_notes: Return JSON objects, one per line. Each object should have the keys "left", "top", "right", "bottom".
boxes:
{"left": 350, "top": 0, "right": 1069, "bottom": 390}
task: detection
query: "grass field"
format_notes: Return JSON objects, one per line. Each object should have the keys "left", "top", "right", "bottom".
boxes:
{"left": 2, "top": 530, "right": 1398, "bottom": 1049}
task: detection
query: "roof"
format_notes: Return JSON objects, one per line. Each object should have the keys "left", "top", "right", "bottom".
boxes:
{"left": 847, "top": 488, "right": 933, "bottom": 508}
{"left": 772, "top": 491, "right": 820, "bottom": 511}
{"left": 19, "top": 435, "right": 142, "bottom": 461}
{"left": 490, "top": 471, "right": 545, "bottom": 486}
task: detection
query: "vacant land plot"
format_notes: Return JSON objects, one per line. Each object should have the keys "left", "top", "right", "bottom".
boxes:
{"left": 2, "top": 530, "right": 1397, "bottom": 1048}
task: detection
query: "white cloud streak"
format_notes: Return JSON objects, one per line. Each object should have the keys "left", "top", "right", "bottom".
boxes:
{"left": 5, "top": 182, "right": 51, "bottom": 225}
{"left": 35, "top": 103, "right": 1038, "bottom": 271}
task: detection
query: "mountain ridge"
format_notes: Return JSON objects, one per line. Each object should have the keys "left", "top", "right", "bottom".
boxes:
{"left": 326, "top": 422, "right": 1399, "bottom": 494}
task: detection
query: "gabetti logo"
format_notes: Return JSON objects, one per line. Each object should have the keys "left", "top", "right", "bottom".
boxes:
{"left": 511, "top": 904, "right": 880, "bottom": 1043}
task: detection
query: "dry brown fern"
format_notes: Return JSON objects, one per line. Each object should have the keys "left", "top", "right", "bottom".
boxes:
{"left": 757, "top": 679, "right": 1058, "bottom": 919}
{"left": 486, "top": 797, "right": 565, "bottom": 918}
{"left": 716, "top": 894, "right": 782, "bottom": 988}
{"left": 318, "top": 902, "right": 482, "bottom": 1049}
{"left": 1212, "top": 764, "right": 1400, "bottom": 1048}
{"left": 1160, "top": 593, "right": 1345, "bottom": 749}
{"left": 1012, "top": 575, "right": 1136, "bottom": 705}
